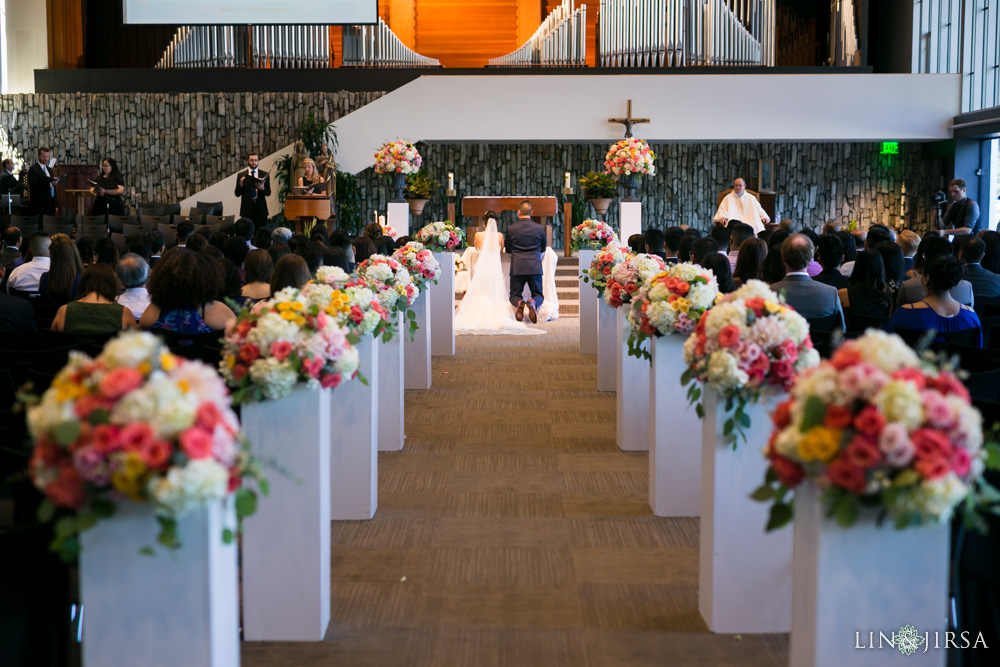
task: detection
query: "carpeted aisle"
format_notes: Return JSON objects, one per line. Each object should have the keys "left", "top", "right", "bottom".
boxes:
{"left": 242, "top": 318, "right": 788, "bottom": 666}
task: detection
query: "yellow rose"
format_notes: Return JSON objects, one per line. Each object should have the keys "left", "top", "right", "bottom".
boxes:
{"left": 673, "top": 297, "right": 691, "bottom": 313}
{"left": 280, "top": 311, "right": 297, "bottom": 321}
{"left": 290, "top": 302, "right": 304, "bottom": 312}
{"left": 797, "top": 427, "right": 842, "bottom": 462}
{"left": 160, "top": 352, "right": 177, "bottom": 371}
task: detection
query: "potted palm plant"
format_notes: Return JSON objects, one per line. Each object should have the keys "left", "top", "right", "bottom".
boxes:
{"left": 405, "top": 170, "right": 440, "bottom": 216}
{"left": 578, "top": 171, "right": 618, "bottom": 217}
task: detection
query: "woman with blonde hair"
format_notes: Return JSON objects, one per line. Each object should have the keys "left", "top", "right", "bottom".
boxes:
{"left": 297, "top": 158, "right": 325, "bottom": 194}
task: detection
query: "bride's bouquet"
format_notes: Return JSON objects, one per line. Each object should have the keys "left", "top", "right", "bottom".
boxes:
{"left": 373, "top": 140, "right": 422, "bottom": 175}
{"left": 603, "top": 253, "right": 666, "bottom": 308}
{"left": 25, "top": 331, "right": 267, "bottom": 558}
{"left": 571, "top": 219, "right": 618, "bottom": 251}
{"left": 626, "top": 263, "right": 720, "bottom": 359}
{"left": 416, "top": 221, "right": 465, "bottom": 253}
{"left": 585, "top": 242, "right": 632, "bottom": 297}
{"left": 604, "top": 137, "right": 656, "bottom": 177}
{"left": 393, "top": 242, "right": 441, "bottom": 288}
{"left": 222, "top": 286, "right": 361, "bottom": 403}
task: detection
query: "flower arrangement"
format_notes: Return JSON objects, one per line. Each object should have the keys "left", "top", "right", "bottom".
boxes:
{"left": 626, "top": 263, "right": 720, "bottom": 358}
{"left": 393, "top": 241, "right": 441, "bottom": 288}
{"left": 681, "top": 280, "right": 821, "bottom": 445}
{"left": 373, "top": 140, "right": 422, "bottom": 175}
{"left": 415, "top": 221, "right": 465, "bottom": 253}
{"left": 571, "top": 219, "right": 618, "bottom": 251}
{"left": 604, "top": 253, "right": 667, "bottom": 309}
{"left": 356, "top": 254, "right": 419, "bottom": 341}
{"left": 753, "top": 330, "right": 1000, "bottom": 532}
{"left": 221, "top": 286, "right": 361, "bottom": 404}
{"left": 25, "top": 331, "right": 267, "bottom": 559}
{"left": 604, "top": 137, "right": 656, "bottom": 177}
{"left": 301, "top": 274, "right": 394, "bottom": 340}
{"left": 584, "top": 243, "right": 632, "bottom": 296}
{"left": 381, "top": 223, "right": 399, "bottom": 240}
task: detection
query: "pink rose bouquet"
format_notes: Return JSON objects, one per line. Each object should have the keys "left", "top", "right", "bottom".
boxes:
{"left": 25, "top": 331, "right": 266, "bottom": 559}
{"left": 604, "top": 137, "right": 656, "bottom": 177}
{"left": 585, "top": 242, "right": 632, "bottom": 296}
{"left": 393, "top": 241, "right": 442, "bottom": 289}
{"left": 373, "top": 140, "right": 422, "bottom": 175}
{"left": 603, "top": 253, "right": 666, "bottom": 308}
{"left": 416, "top": 221, "right": 465, "bottom": 252}
{"left": 754, "top": 330, "right": 1000, "bottom": 531}
{"left": 571, "top": 219, "right": 618, "bottom": 251}
{"left": 626, "top": 262, "right": 720, "bottom": 358}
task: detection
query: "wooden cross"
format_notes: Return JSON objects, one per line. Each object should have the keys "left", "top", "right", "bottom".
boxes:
{"left": 608, "top": 100, "right": 650, "bottom": 138}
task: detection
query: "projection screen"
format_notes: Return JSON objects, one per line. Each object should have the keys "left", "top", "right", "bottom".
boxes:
{"left": 122, "top": 0, "right": 377, "bottom": 25}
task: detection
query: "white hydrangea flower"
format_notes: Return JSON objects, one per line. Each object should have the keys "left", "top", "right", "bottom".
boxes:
{"left": 101, "top": 331, "right": 162, "bottom": 369}
{"left": 150, "top": 459, "right": 230, "bottom": 518}
{"left": 248, "top": 358, "right": 298, "bottom": 401}
{"left": 873, "top": 380, "right": 925, "bottom": 430}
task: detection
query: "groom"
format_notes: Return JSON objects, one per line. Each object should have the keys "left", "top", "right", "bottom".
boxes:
{"left": 505, "top": 200, "right": 547, "bottom": 323}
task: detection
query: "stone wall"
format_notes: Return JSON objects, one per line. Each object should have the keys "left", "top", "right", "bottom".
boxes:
{"left": 358, "top": 142, "right": 944, "bottom": 242}
{"left": 0, "top": 91, "right": 383, "bottom": 205}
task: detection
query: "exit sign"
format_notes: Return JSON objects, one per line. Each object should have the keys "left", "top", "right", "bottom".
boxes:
{"left": 881, "top": 142, "right": 899, "bottom": 155}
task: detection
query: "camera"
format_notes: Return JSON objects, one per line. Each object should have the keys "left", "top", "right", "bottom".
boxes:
{"left": 933, "top": 191, "right": 949, "bottom": 213}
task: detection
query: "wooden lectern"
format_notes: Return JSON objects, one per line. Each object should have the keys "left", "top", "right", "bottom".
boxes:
{"left": 283, "top": 195, "right": 332, "bottom": 234}
{"left": 461, "top": 196, "right": 558, "bottom": 247}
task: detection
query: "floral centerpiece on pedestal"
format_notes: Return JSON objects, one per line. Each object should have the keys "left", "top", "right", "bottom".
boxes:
{"left": 415, "top": 221, "right": 465, "bottom": 253}
{"left": 681, "top": 280, "right": 820, "bottom": 445}
{"left": 393, "top": 241, "right": 442, "bottom": 288}
{"left": 626, "top": 263, "right": 720, "bottom": 359}
{"left": 604, "top": 137, "right": 657, "bottom": 177}
{"left": 603, "top": 253, "right": 667, "bottom": 309}
{"left": 303, "top": 270, "right": 394, "bottom": 340}
{"left": 221, "top": 286, "right": 361, "bottom": 403}
{"left": 356, "top": 254, "right": 419, "bottom": 341}
{"left": 754, "top": 330, "right": 1000, "bottom": 531}
{"left": 584, "top": 242, "right": 632, "bottom": 297}
{"left": 26, "top": 331, "right": 267, "bottom": 559}
{"left": 571, "top": 219, "right": 618, "bottom": 251}
{"left": 373, "top": 140, "right": 422, "bottom": 175}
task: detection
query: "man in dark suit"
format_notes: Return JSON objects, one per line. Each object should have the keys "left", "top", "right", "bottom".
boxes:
{"left": 27, "top": 147, "right": 57, "bottom": 215}
{"left": 959, "top": 237, "right": 1000, "bottom": 304}
{"left": 771, "top": 234, "right": 845, "bottom": 330}
{"left": 0, "top": 265, "right": 37, "bottom": 333}
{"left": 234, "top": 152, "right": 270, "bottom": 228}
{"left": 0, "top": 158, "right": 20, "bottom": 196}
{"left": 644, "top": 228, "right": 667, "bottom": 262}
{"left": 1, "top": 227, "right": 24, "bottom": 282}
{"left": 505, "top": 200, "right": 547, "bottom": 323}
{"left": 813, "top": 234, "right": 848, "bottom": 290}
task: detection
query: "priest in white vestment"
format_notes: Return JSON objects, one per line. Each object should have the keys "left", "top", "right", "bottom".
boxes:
{"left": 713, "top": 178, "right": 770, "bottom": 234}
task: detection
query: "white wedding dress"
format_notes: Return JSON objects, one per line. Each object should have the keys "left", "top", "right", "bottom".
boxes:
{"left": 454, "top": 219, "right": 547, "bottom": 336}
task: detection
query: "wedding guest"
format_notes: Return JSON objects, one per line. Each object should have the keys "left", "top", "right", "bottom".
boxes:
{"left": 352, "top": 236, "right": 376, "bottom": 264}
{"left": 210, "top": 231, "right": 230, "bottom": 252}
{"left": 253, "top": 227, "right": 273, "bottom": 251}
{"left": 363, "top": 222, "right": 383, "bottom": 243}
{"left": 395, "top": 235, "right": 413, "bottom": 249}
{"left": 644, "top": 228, "right": 667, "bottom": 261}
{"left": 761, "top": 230, "right": 790, "bottom": 284}
{"left": 838, "top": 249, "right": 892, "bottom": 318}
{"left": 139, "top": 248, "right": 236, "bottom": 333}
{"left": 800, "top": 229, "right": 822, "bottom": 277}
{"left": 897, "top": 236, "right": 974, "bottom": 309}
{"left": 298, "top": 241, "right": 324, "bottom": 276}
{"left": 771, "top": 234, "right": 844, "bottom": 329}
{"left": 727, "top": 223, "right": 755, "bottom": 272}
{"left": 90, "top": 157, "right": 125, "bottom": 217}
{"left": 887, "top": 255, "right": 982, "bottom": 347}
{"left": 834, "top": 230, "right": 857, "bottom": 272}
{"left": 38, "top": 233, "right": 83, "bottom": 306}
{"left": 310, "top": 226, "right": 329, "bottom": 246}
{"left": 0, "top": 266, "right": 36, "bottom": 333}
{"left": 268, "top": 242, "right": 291, "bottom": 264}
{"left": 897, "top": 230, "right": 920, "bottom": 273}
{"left": 186, "top": 233, "right": 209, "bottom": 253}
{"left": 1, "top": 228, "right": 24, "bottom": 278}
{"left": 702, "top": 253, "right": 737, "bottom": 293}
{"left": 813, "top": 235, "right": 848, "bottom": 290}
{"left": 115, "top": 253, "right": 151, "bottom": 320}
{"left": 220, "top": 258, "right": 252, "bottom": 311}
{"left": 271, "top": 226, "right": 293, "bottom": 246}
{"left": 76, "top": 236, "right": 97, "bottom": 268}
{"left": 241, "top": 250, "right": 273, "bottom": 302}
{"left": 175, "top": 220, "right": 196, "bottom": 248}
{"left": 678, "top": 236, "right": 696, "bottom": 263}
{"left": 323, "top": 246, "right": 349, "bottom": 271}
{"left": 732, "top": 237, "right": 767, "bottom": 287}
{"left": 6, "top": 231, "right": 51, "bottom": 295}
{"left": 51, "top": 264, "right": 137, "bottom": 334}
{"left": 876, "top": 241, "right": 907, "bottom": 299}
{"left": 270, "top": 254, "right": 311, "bottom": 295}
{"left": 979, "top": 230, "right": 1000, "bottom": 274}
{"left": 628, "top": 234, "right": 645, "bottom": 255}
{"left": 94, "top": 238, "right": 119, "bottom": 267}
{"left": 691, "top": 238, "right": 719, "bottom": 266}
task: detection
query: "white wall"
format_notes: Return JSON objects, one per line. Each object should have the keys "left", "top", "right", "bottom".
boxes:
{"left": 182, "top": 73, "right": 961, "bottom": 214}
{"left": 1, "top": 0, "right": 47, "bottom": 94}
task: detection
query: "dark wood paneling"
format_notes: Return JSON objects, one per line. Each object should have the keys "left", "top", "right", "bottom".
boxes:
{"left": 83, "top": 0, "right": 178, "bottom": 68}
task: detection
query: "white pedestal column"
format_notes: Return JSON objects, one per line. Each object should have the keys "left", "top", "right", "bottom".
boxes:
{"left": 241, "top": 385, "right": 331, "bottom": 641}
{"left": 620, "top": 201, "right": 642, "bottom": 241}
{"left": 616, "top": 306, "right": 649, "bottom": 451}
{"left": 790, "top": 483, "right": 948, "bottom": 667}
{"left": 578, "top": 249, "right": 598, "bottom": 355}
{"left": 386, "top": 201, "right": 409, "bottom": 237}
{"left": 649, "top": 335, "right": 701, "bottom": 517}
{"left": 331, "top": 334, "right": 378, "bottom": 520}
{"left": 404, "top": 290, "right": 431, "bottom": 390}
{"left": 597, "top": 299, "right": 618, "bottom": 392}
{"left": 79, "top": 500, "right": 239, "bottom": 666}
{"left": 378, "top": 311, "right": 405, "bottom": 452}
{"left": 430, "top": 251, "right": 455, "bottom": 357}
{"left": 699, "top": 388, "right": 792, "bottom": 634}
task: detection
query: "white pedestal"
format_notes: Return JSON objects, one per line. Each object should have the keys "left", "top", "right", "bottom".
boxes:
{"left": 430, "top": 251, "right": 455, "bottom": 357}
{"left": 386, "top": 201, "right": 409, "bottom": 237}
{"left": 616, "top": 306, "right": 649, "bottom": 451}
{"left": 331, "top": 333, "right": 379, "bottom": 520}
{"left": 620, "top": 200, "right": 642, "bottom": 241}
{"left": 79, "top": 500, "right": 239, "bottom": 666}
{"left": 578, "top": 249, "right": 598, "bottom": 355}
{"left": 378, "top": 312, "right": 405, "bottom": 452}
{"left": 404, "top": 290, "right": 431, "bottom": 390}
{"left": 791, "top": 483, "right": 948, "bottom": 667}
{"left": 597, "top": 299, "right": 618, "bottom": 392}
{"left": 241, "top": 385, "right": 331, "bottom": 641}
{"left": 699, "top": 388, "right": 792, "bottom": 633}
{"left": 649, "top": 335, "right": 701, "bottom": 517}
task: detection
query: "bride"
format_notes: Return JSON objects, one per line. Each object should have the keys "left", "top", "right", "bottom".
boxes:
{"left": 455, "top": 217, "right": 555, "bottom": 335}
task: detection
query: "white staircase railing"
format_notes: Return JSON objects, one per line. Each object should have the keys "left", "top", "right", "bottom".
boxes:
{"left": 489, "top": 0, "right": 587, "bottom": 67}
{"left": 341, "top": 18, "right": 441, "bottom": 68}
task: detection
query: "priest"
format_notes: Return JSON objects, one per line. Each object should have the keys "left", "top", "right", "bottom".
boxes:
{"left": 713, "top": 177, "right": 770, "bottom": 234}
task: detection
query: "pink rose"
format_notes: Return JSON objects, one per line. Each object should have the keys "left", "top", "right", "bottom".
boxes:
{"left": 878, "top": 423, "right": 915, "bottom": 467}
{"left": 921, "top": 390, "right": 956, "bottom": 429}
{"left": 92, "top": 424, "right": 122, "bottom": 455}
{"left": 239, "top": 343, "right": 261, "bottom": 365}
{"left": 771, "top": 359, "right": 794, "bottom": 381}
{"left": 912, "top": 428, "right": 952, "bottom": 461}
{"left": 270, "top": 341, "right": 293, "bottom": 361}
{"left": 180, "top": 427, "right": 213, "bottom": 460}
{"left": 320, "top": 372, "right": 342, "bottom": 389}
{"left": 99, "top": 367, "right": 144, "bottom": 399}
{"left": 119, "top": 423, "right": 154, "bottom": 454}
{"left": 46, "top": 464, "right": 86, "bottom": 509}
{"left": 141, "top": 439, "right": 172, "bottom": 470}
{"left": 853, "top": 406, "right": 886, "bottom": 436}
{"left": 951, "top": 447, "right": 972, "bottom": 477}
{"left": 302, "top": 357, "right": 324, "bottom": 379}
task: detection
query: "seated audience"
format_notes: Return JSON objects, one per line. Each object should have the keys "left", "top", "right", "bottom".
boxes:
{"left": 887, "top": 255, "right": 982, "bottom": 347}
{"left": 378, "top": 235, "right": 395, "bottom": 255}
{"left": 1, "top": 227, "right": 24, "bottom": 281}
{"left": 115, "top": 253, "right": 151, "bottom": 320}
{"left": 148, "top": 230, "right": 165, "bottom": 268}
{"left": 979, "top": 230, "right": 1000, "bottom": 274}
{"left": 761, "top": 230, "right": 790, "bottom": 284}
{"left": 124, "top": 232, "right": 152, "bottom": 263}
{"left": 841, "top": 226, "right": 890, "bottom": 278}
{"left": 298, "top": 241, "right": 325, "bottom": 276}
{"left": 270, "top": 254, "right": 312, "bottom": 295}
{"left": 241, "top": 250, "right": 273, "bottom": 302}
{"left": 691, "top": 238, "right": 719, "bottom": 267}
{"left": 732, "top": 238, "right": 767, "bottom": 287}
{"left": 663, "top": 227, "right": 683, "bottom": 263}
{"left": 209, "top": 231, "right": 230, "bottom": 252}
{"left": 268, "top": 242, "right": 291, "bottom": 264}
{"left": 822, "top": 221, "right": 841, "bottom": 235}
{"left": 394, "top": 235, "right": 413, "bottom": 249}
{"left": 38, "top": 233, "right": 83, "bottom": 305}
{"left": 51, "top": 264, "right": 137, "bottom": 334}
{"left": 875, "top": 241, "right": 907, "bottom": 301}
{"left": 813, "top": 235, "right": 848, "bottom": 290}
{"left": 799, "top": 229, "right": 822, "bottom": 277}
{"left": 677, "top": 236, "right": 696, "bottom": 264}
{"left": 6, "top": 231, "right": 51, "bottom": 295}
{"left": 175, "top": 220, "right": 196, "bottom": 248}
{"left": 352, "top": 236, "right": 376, "bottom": 265}
{"left": 139, "top": 248, "right": 236, "bottom": 333}
{"left": 709, "top": 225, "right": 730, "bottom": 261}
{"left": 271, "top": 226, "right": 293, "bottom": 246}
{"left": 771, "top": 234, "right": 844, "bottom": 329}
{"left": 186, "top": 233, "right": 209, "bottom": 253}
{"left": 727, "top": 223, "right": 755, "bottom": 272}
{"left": 94, "top": 238, "right": 119, "bottom": 267}
{"left": 897, "top": 229, "right": 920, "bottom": 273}
{"left": 288, "top": 233, "right": 309, "bottom": 255}
{"left": 310, "top": 226, "right": 329, "bottom": 246}
{"left": 323, "top": 246, "right": 350, "bottom": 271}
{"left": 223, "top": 237, "right": 250, "bottom": 271}
{"left": 896, "top": 236, "right": 974, "bottom": 309}
{"left": 643, "top": 228, "right": 666, "bottom": 261}
{"left": 220, "top": 258, "right": 252, "bottom": 311}
{"left": 838, "top": 249, "right": 892, "bottom": 318}
{"left": 702, "top": 253, "right": 736, "bottom": 294}
{"left": 627, "top": 234, "right": 645, "bottom": 255}
{"left": 0, "top": 265, "right": 37, "bottom": 332}
{"left": 959, "top": 236, "right": 1000, "bottom": 303}
{"left": 234, "top": 217, "right": 256, "bottom": 248}
{"left": 253, "top": 227, "right": 273, "bottom": 251}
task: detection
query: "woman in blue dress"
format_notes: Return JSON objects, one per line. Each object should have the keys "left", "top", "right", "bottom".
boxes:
{"left": 886, "top": 254, "right": 982, "bottom": 347}
{"left": 139, "top": 248, "right": 237, "bottom": 334}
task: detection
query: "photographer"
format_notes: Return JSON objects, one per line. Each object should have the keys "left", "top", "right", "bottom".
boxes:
{"left": 937, "top": 178, "right": 981, "bottom": 237}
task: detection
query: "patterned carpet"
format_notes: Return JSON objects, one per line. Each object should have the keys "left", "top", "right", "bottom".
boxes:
{"left": 242, "top": 318, "right": 788, "bottom": 666}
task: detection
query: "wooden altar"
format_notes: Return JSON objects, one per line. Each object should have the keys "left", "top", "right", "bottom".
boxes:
{"left": 283, "top": 194, "right": 332, "bottom": 233}
{"left": 461, "top": 196, "right": 557, "bottom": 246}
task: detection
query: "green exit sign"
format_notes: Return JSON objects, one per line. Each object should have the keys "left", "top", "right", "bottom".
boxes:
{"left": 881, "top": 141, "right": 899, "bottom": 155}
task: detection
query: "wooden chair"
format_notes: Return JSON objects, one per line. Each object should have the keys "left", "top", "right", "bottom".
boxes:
{"left": 845, "top": 312, "right": 889, "bottom": 335}
{"left": 195, "top": 201, "right": 223, "bottom": 216}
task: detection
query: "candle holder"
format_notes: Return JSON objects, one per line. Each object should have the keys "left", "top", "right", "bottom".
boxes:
{"left": 446, "top": 189, "right": 457, "bottom": 198}
{"left": 562, "top": 187, "right": 573, "bottom": 196}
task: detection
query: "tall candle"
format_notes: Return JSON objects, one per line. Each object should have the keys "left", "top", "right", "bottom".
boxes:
{"left": 564, "top": 172, "right": 571, "bottom": 189}
{"left": 448, "top": 172, "right": 454, "bottom": 190}
{"left": 379, "top": 215, "right": 386, "bottom": 227}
